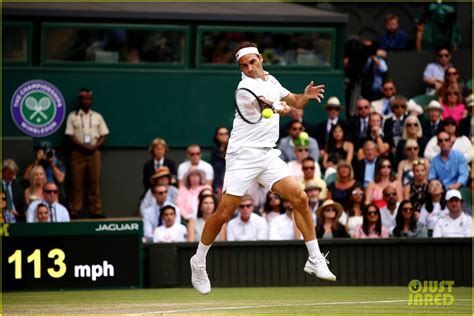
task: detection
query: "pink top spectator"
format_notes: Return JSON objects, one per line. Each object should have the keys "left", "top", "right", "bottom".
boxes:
{"left": 353, "top": 224, "right": 390, "bottom": 238}
{"left": 442, "top": 103, "right": 465, "bottom": 124}
{"left": 176, "top": 184, "right": 212, "bottom": 220}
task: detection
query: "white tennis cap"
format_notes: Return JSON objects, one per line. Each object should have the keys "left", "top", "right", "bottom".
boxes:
{"left": 235, "top": 47, "right": 259, "bottom": 61}
{"left": 446, "top": 189, "right": 462, "bottom": 201}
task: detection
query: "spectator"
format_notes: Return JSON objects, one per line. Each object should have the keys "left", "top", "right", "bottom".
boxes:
{"left": 210, "top": 126, "right": 229, "bottom": 193}
{"left": 418, "top": 179, "right": 447, "bottom": 236}
{"left": 422, "top": 100, "right": 443, "bottom": 139}
{"left": 35, "top": 203, "right": 50, "bottom": 223}
{"left": 423, "top": 48, "right": 452, "bottom": 95}
{"left": 433, "top": 190, "right": 472, "bottom": 237}
{"left": 366, "top": 158, "right": 402, "bottom": 208}
{"left": 316, "top": 200, "right": 349, "bottom": 239}
{"left": 313, "top": 97, "right": 346, "bottom": 153}
{"left": 371, "top": 79, "right": 397, "bottom": 120}
{"left": 396, "top": 140, "right": 430, "bottom": 187}
{"left": 383, "top": 96, "right": 408, "bottom": 149}
{"left": 24, "top": 165, "right": 46, "bottom": 206}
{"left": 139, "top": 166, "right": 178, "bottom": 216}
{"left": 428, "top": 131, "right": 469, "bottom": 190}
{"left": 345, "top": 184, "right": 365, "bottom": 237}
{"left": 142, "top": 138, "right": 177, "bottom": 193}
{"left": 188, "top": 194, "right": 226, "bottom": 242}
{"left": 177, "top": 144, "right": 214, "bottom": 188}
{"left": 440, "top": 87, "right": 465, "bottom": 124}
{"left": 269, "top": 199, "right": 302, "bottom": 240}
{"left": 2, "top": 159, "right": 26, "bottom": 222}
{"left": 326, "top": 161, "right": 358, "bottom": 213}
{"left": 357, "top": 112, "right": 390, "bottom": 159}
{"left": 279, "top": 120, "right": 319, "bottom": 162}
{"left": 379, "top": 14, "right": 408, "bottom": 54}
{"left": 395, "top": 115, "right": 427, "bottom": 166}
{"left": 65, "top": 88, "right": 109, "bottom": 219}
{"left": 262, "top": 191, "right": 285, "bottom": 224}
{"left": 176, "top": 168, "right": 212, "bottom": 221}
{"left": 2, "top": 191, "right": 16, "bottom": 223}
{"left": 403, "top": 160, "right": 429, "bottom": 212}
{"left": 391, "top": 200, "right": 427, "bottom": 237}
{"left": 379, "top": 185, "right": 400, "bottom": 233}
{"left": 424, "top": 118, "right": 471, "bottom": 163}
{"left": 227, "top": 195, "right": 268, "bottom": 241}
{"left": 305, "top": 180, "right": 324, "bottom": 224}
{"left": 348, "top": 98, "right": 371, "bottom": 150}
{"left": 458, "top": 95, "right": 471, "bottom": 138}
{"left": 321, "top": 123, "right": 354, "bottom": 172}
{"left": 298, "top": 156, "right": 324, "bottom": 187}
{"left": 361, "top": 41, "right": 388, "bottom": 101}
{"left": 287, "top": 138, "right": 312, "bottom": 181}
{"left": 26, "top": 182, "right": 70, "bottom": 223}
{"left": 437, "top": 66, "right": 468, "bottom": 103}
{"left": 152, "top": 205, "right": 188, "bottom": 243}
{"left": 353, "top": 203, "right": 390, "bottom": 239}
{"left": 354, "top": 140, "right": 380, "bottom": 188}
{"left": 142, "top": 184, "right": 180, "bottom": 241}
{"left": 245, "top": 182, "right": 268, "bottom": 215}
{"left": 279, "top": 107, "right": 315, "bottom": 139}
{"left": 406, "top": 99, "right": 424, "bottom": 117}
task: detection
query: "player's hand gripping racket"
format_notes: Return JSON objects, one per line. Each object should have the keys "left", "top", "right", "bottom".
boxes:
{"left": 235, "top": 88, "right": 282, "bottom": 124}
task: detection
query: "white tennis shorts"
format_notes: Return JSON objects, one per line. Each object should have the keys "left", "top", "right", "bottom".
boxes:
{"left": 222, "top": 147, "right": 292, "bottom": 196}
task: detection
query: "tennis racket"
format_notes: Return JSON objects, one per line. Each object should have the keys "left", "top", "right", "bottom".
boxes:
{"left": 234, "top": 87, "right": 274, "bottom": 124}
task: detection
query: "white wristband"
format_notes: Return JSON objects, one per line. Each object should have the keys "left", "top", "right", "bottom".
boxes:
{"left": 272, "top": 102, "right": 283, "bottom": 112}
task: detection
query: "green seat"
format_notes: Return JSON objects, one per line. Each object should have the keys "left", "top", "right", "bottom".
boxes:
{"left": 411, "top": 94, "right": 438, "bottom": 108}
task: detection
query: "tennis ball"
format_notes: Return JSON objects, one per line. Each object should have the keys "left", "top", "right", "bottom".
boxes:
{"left": 300, "top": 132, "right": 309, "bottom": 141}
{"left": 262, "top": 108, "right": 273, "bottom": 119}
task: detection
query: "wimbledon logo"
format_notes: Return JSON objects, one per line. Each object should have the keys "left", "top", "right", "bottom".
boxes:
{"left": 11, "top": 80, "right": 66, "bottom": 137}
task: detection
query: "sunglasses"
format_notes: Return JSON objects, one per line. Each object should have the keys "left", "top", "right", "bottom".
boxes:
{"left": 406, "top": 123, "right": 418, "bottom": 127}
{"left": 327, "top": 107, "right": 340, "bottom": 112}
{"left": 268, "top": 195, "right": 280, "bottom": 200}
{"left": 352, "top": 191, "right": 364, "bottom": 196}
{"left": 446, "top": 92, "right": 458, "bottom": 96}
{"left": 292, "top": 127, "right": 304, "bottom": 131}
{"left": 189, "top": 152, "right": 201, "bottom": 156}
{"left": 438, "top": 53, "right": 450, "bottom": 58}
{"left": 413, "top": 159, "right": 425, "bottom": 166}
{"left": 445, "top": 121, "right": 457, "bottom": 126}
{"left": 406, "top": 147, "right": 419, "bottom": 151}
{"left": 297, "top": 148, "right": 309, "bottom": 152}
{"left": 384, "top": 192, "right": 397, "bottom": 197}
{"left": 44, "top": 189, "right": 58, "bottom": 194}
{"left": 380, "top": 164, "right": 391, "bottom": 169}
{"left": 367, "top": 211, "right": 378, "bottom": 216}
{"left": 446, "top": 72, "right": 458, "bottom": 76}
{"left": 324, "top": 207, "right": 336, "bottom": 212}
{"left": 438, "top": 138, "right": 450, "bottom": 143}
{"left": 156, "top": 191, "right": 168, "bottom": 195}
{"left": 303, "top": 166, "right": 315, "bottom": 170}
{"left": 239, "top": 204, "right": 253, "bottom": 208}
{"left": 383, "top": 87, "right": 395, "bottom": 91}
{"left": 357, "top": 106, "right": 370, "bottom": 110}
{"left": 391, "top": 105, "right": 406, "bottom": 110}
{"left": 402, "top": 207, "right": 413, "bottom": 212}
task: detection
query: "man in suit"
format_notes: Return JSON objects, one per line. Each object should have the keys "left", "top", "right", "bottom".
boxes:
{"left": 313, "top": 97, "right": 346, "bottom": 154}
{"left": 353, "top": 140, "right": 380, "bottom": 188}
{"left": 422, "top": 100, "right": 443, "bottom": 139}
{"left": 383, "top": 96, "right": 408, "bottom": 150}
{"left": 142, "top": 138, "right": 177, "bottom": 193}
{"left": 348, "top": 98, "right": 371, "bottom": 151}
{"left": 2, "top": 159, "right": 27, "bottom": 222}
{"left": 371, "top": 79, "right": 397, "bottom": 120}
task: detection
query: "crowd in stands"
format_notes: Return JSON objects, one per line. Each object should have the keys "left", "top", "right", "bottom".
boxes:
{"left": 2, "top": 12, "right": 471, "bottom": 242}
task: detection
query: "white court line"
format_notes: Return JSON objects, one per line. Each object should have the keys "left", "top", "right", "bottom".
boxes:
{"left": 133, "top": 298, "right": 472, "bottom": 315}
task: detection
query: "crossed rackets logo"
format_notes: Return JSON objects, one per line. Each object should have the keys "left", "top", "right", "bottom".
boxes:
{"left": 22, "top": 93, "right": 54, "bottom": 125}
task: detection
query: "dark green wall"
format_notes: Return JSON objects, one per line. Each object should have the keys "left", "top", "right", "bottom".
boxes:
{"left": 3, "top": 67, "right": 345, "bottom": 148}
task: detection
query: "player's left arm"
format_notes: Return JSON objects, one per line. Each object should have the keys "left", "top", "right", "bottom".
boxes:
{"left": 282, "top": 81, "right": 325, "bottom": 109}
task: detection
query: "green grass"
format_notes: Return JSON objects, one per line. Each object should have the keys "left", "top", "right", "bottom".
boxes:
{"left": 2, "top": 287, "right": 472, "bottom": 315}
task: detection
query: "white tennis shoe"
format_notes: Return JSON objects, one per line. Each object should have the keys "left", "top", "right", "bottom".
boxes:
{"left": 304, "top": 252, "right": 336, "bottom": 281}
{"left": 190, "top": 255, "right": 211, "bottom": 295}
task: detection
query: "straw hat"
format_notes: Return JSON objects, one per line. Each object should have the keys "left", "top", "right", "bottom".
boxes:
{"left": 316, "top": 199, "right": 344, "bottom": 219}
{"left": 150, "top": 166, "right": 171, "bottom": 181}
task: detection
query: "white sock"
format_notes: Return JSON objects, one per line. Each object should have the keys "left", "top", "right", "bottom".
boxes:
{"left": 194, "top": 242, "right": 211, "bottom": 265}
{"left": 305, "top": 239, "right": 322, "bottom": 260}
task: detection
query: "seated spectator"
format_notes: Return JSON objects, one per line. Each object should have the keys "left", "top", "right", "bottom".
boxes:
{"left": 440, "top": 87, "right": 465, "bottom": 124}
{"left": 391, "top": 200, "right": 427, "bottom": 237}
{"left": 305, "top": 180, "right": 324, "bottom": 224}
{"left": 140, "top": 166, "right": 178, "bottom": 216}
{"left": 423, "top": 48, "right": 453, "bottom": 95}
{"left": 379, "top": 14, "right": 408, "bottom": 54}
{"left": 298, "top": 157, "right": 325, "bottom": 197}
{"left": 327, "top": 161, "right": 359, "bottom": 212}
{"left": 422, "top": 101, "right": 443, "bottom": 140}
{"left": 313, "top": 97, "right": 346, "bottom": 153}
{"left": 345, "top": 184, "right": 365, "bottom": 237}
{"left": 395, "top": 115, "right": 427, "bottom": 165}
{"left": 397, "top": 140, "right": 430, "bottom": 187}
{"left": 24, "top": 165, "right": 46, "bottom": 206}
{"left": 418, "top": 179, "right": 447, "bottom": 236}
{"left": 437, "top": 66, "right": 468, "bottom": 104}
{"left": 269, "top": 199, "right": 302, "bottom": 240}
{"left": 142, "top": 137, "right": 177, "bottom": 193}
{"left": 322, "top": 123, "right": 354, "bottom": 172}
{"left": 26, "top": 182, "right": 70, "bottom": 223}
{"left": 262, "top": 192, "right": 285, "bottom": 224}
{"left": 383, "top": 96, "right": 408, "bottom": 150}
{"left": 353, "top": 203, "right": 390, "bottom": 239}
{"left": 142, "top": 184, "right": 180, "bottom": 241}
{"left": 424, "top": 118, "right": 471, "bottom": 163}
{"left": 366, "top": 158, "right": 402, "bottom": 208}
{"left": 428, "top": 131, "right": 469, "bottom": 190}
{"left": 210, "top": 126, "right": 229, "bottom": 194}
{"left": 35, "top": 203, "right": 50, "bottom": 223}
{"left": 371, "top": 79, "right": 397, "bottom": 120}
{"left": 176, "top": 168, "right": 212, "bottom": 221}
{"left": 2, "top": 159, "right": 26, "bottom": 222}
{"left": 358, "top": 112, "right": 390, "bottom": 159}
{"left": 187, "top": 194, "right": 226, "bottom": 242}
{"left": 354, "top": 140, "right": 380, "bottom": 188}
{"left": 406, "top": 99, "right": 424, "bottom": 117}
{"left": 177, "top": 144, "right": 214, "bottom": 187}
{"left": 2, "top": 191, "right": 15, "bottom": 223}
{"left": 287, "top": 138, "right": 311, "bottom": 181}
{"left": 245, "top": 182, "right": 268, "bottom": 215}
{"left": 279, "top": 120, "right": 319, "bottom": 162}
{"left": 348, "top": 98, "right": 371, "bottom": 150}
{"left": 316, "top": 200, "right": 350, "bottom": 239}
{"left": 379, "top": 185, "right": 400, "bottom": 233}
{"left": 433, "top": 190, "right": 472, "bottom": 237}
{"left": 403, "top": 160, "right": 429, "bottom": 212}
{"left": 152, "top": 205, "right": 188, "bottom": 243}
{"left": 227, "top": 195, "right": 268, "bottom": 241}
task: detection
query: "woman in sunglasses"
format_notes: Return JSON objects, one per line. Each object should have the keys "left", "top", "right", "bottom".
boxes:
{"left": 345, "top": 184, "right": 365, "bottom": 237}
{"left": 366, "top": 158, "right": 402, "bottom": 208}
{"left": 395, "top": 115, "right": 428, "bottom": 166}
{"left": 392, "top": 200, "right": 427, "bottom": 237}
{"left": 403, "top": 159, "right": 429, "bottom": 213}
{"left": 440, "top": 87, "right": 465, "bottom": 124}
{"left": 397, "top": 139, "right": 430, "bottom": 187}
{"left": 353, "top": 203, "right": 389, "bottom": 238}
{"left": 437, "top": 66, "right": 468, "bottom": 105}
{"left": 424, "top": 117, "right": 471, "bottom": 163}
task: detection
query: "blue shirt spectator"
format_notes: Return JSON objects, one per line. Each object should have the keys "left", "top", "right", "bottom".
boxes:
{"left": 429, "top": 150, "right": 468, "bottom": 189}
{"left": 380, "top": 14, "right": 408, "bottom": 51}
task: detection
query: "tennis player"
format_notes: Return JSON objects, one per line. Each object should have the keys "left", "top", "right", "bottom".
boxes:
{"left": 191, "top": 41, "right": 336, "bottom": 295}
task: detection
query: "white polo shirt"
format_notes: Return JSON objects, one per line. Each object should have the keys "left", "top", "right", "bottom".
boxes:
{"left": 152, "top": 222, "right": 187, "bottom": 243}
{"left": 269, "top": 212, "right": 302, "bottom": 240}
{"left": 227, "top": 213, "right": 268, "bottom": 241}
{"left": 433, "top": 212, "right": 472, "bottom": 238}
{"left": 177, "top": 160, "right": 214, "bottom": 182}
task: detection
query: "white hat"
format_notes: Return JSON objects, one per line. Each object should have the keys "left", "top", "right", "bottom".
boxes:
{"left": 325, "top": 96, "right": 342, "bottom": 109}
{"left": 446, "top": 189, "right": 462, "bottom": 201}
{"left": 407, "top": 99, "right": 423, "bottom": 115}
{"left": 426, "top": 100, "right": 443, "bottom": 112}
